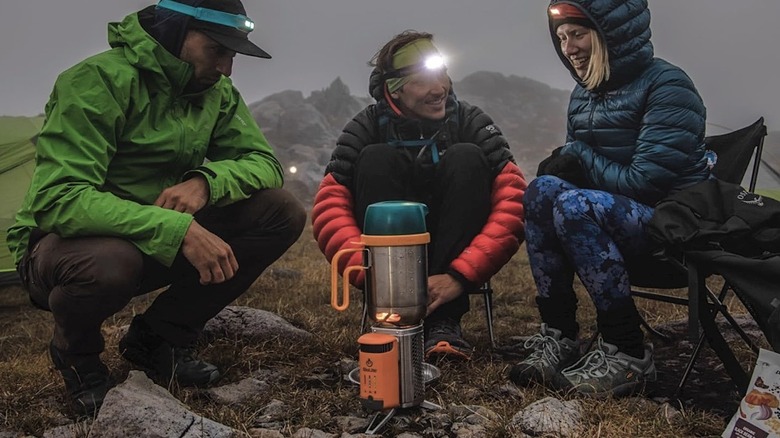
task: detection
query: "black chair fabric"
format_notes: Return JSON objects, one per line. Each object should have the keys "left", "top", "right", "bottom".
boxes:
{"left": 708, "top": 118, "right": 768, "bottom": 189}
{"left": 627, "top": 117, "right": 769, "bottom": 394}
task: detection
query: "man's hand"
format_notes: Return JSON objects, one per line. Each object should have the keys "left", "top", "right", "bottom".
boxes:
{"left": 154, "top": 176, "right": 210, "bottom": 214}
{"left": 427, "top": 274, "right": 465, "bottom": 316}
{"left": 181, "top": 220, "right": 238, "bottom": 285}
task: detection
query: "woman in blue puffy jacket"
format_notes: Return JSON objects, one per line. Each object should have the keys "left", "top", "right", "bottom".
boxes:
{"left": 509, "top": 0, "right": 710, "bottom": 397}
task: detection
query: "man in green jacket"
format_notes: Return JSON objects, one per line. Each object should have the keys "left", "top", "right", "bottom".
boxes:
{"left": 7, "top": 0, "right": 306, "bottom": 416}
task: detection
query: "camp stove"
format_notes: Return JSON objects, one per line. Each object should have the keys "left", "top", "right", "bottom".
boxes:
{"left": 330, "top": 201, "right": 441, "bottom": 434}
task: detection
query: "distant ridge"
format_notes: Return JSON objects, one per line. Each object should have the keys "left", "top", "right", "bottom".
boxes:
{"left": 249, "top": 71, "right": 571, "bottom": 205}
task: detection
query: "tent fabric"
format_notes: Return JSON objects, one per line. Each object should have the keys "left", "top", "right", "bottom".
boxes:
{"left": 0, "top": 116, "right": 44, "bottom": 284}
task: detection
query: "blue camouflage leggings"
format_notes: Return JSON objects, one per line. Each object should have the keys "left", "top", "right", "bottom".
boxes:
{"left": 524, "top": 176, "right": 656, "bottom": 312}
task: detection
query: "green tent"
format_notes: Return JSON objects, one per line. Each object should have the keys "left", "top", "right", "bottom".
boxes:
{"left": 1, "top": 116, "right": 43, "bottom": 286}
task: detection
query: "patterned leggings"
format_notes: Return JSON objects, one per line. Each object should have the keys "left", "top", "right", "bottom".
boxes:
{"left": 524, "top": 176, "right": 656, "bottom": 312}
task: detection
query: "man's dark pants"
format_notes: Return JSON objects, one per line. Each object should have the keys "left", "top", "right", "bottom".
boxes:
{"left": 353, "top": 143, "right": 492, "bottom": 323}
{"left": 17, "top": 188, "right": 306, "bottom": 358}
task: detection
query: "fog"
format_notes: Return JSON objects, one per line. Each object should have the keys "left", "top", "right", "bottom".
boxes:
{"left": 1, "top": 0, "right": 778, "bottom": 132}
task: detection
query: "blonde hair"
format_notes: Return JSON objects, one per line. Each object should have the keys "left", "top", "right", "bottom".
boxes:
{"left": 582, "top": 29, "right": 610, "bottom": 90}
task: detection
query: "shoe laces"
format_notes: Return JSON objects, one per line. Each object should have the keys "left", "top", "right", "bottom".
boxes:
{"left": 563, "top": 338, "right": 618, "bottom": 379}
{"left": 522, "top": 332, "right": 566, "bottom": 367}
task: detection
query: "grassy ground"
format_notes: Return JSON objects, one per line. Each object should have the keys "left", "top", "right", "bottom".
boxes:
{"left": 0, "top": 224, "right": 750, "bottom": 437}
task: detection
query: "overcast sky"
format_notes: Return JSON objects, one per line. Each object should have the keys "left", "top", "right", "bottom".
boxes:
{"left": 1, "top": 1, "right": 778, "bottom": 133}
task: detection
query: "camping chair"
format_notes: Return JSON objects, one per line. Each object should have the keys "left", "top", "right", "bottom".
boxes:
{"left": 468, "top": 282, "right": 496, "bottom": 348}
{"left": 627, "top": 117, "right": 768, "bottom": 394}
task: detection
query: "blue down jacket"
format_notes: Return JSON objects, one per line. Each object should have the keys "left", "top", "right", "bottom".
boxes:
{"left": 549, "top": 0, "right": 710, "bottom": 205}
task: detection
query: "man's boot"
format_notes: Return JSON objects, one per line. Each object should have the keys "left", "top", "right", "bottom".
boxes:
{"left": 49, "top": 343, "right": 114, "bottom": 417}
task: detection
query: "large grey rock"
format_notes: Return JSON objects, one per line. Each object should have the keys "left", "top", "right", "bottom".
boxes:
{"left": 88, "top": 371, "right": 241, "bottom": 438}
{"left": 509, "top": 397, "right": 583, "bottom": 438}
{"left": 203, "top": 306, "right": 313, "bottom": 342}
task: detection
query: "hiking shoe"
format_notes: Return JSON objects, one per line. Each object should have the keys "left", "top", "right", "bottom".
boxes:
{"left": 49, "top": 343, "right": 114, "bottom": 417}
{"left": 508, "top": 324, "right": 580, "bottom": 389}
{"left": 562, "top": 337, "right": 656, "bottom": 398}
{"left": 424, "top": 318, "right": 473, "bottom": 360}
{"left": 118, "top": 316, "right": 220, "bottom": 387}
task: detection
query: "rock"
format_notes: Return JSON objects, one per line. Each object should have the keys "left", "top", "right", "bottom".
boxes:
{"left": 449, "top": 405, "right": 500, "bottom": 426}
{"left": 509, "top": 397, "right": 583, "bottom": 438}
{"left": 88, "top": 371, "right": 241, "bottom": 437}
{"left": 42, "top": 423, "right": 89, "bottom": 438}
{"left": 253, "top": 399, "right": 287, "bottom": 429}
{"left": 203, "top": 306, "right": 313, "bottom": 342}
{"left": 451, "top": 422, "right": 488, "bottom": 438}
{"left": 251, "top": 368, "right": 284, "bottom": 384}
{"left": 332, "top": 416, "right": 369, "bottom": 433}
{"left": 248, "top": 429, "right": 284, "bottom": 438}
{"left": 291, "top": 428, "right": 337, "bottom": 438}
{"left": 658, "top": 402, "right": 683, "bottom": 422}
{"left": 206, "top": 377, "right": 270, "bottom": 405}
{"left": 495, "top": 383, "right": 525, "bottom": 400}
{"left": 338, "top": 358, "right": 359, "bottom": 379}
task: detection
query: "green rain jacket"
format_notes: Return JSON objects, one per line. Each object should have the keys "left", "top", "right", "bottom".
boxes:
{"left": 6, "top": 10, "right": 284, "bottom": 267}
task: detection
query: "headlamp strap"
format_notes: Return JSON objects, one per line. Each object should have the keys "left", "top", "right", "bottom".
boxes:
{"left": 156, "top": 0, "right": 255, "bottom": 33}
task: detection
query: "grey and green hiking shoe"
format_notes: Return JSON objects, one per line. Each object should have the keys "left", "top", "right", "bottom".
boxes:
{"left": 509, "top": 324, "right": 580, "bottom": 388}
{"left": 562, "top": 337, "right": 656, "bottom": 397}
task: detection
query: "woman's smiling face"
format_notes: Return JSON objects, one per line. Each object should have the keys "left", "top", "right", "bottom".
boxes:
{"left": 556, "top": 23, "right": 593, "bottom": 79}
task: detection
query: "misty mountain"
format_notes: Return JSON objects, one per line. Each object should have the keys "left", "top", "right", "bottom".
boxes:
{"left": 249, "top": 71, "right": 779, "bottom": 207}
{"left": 248, "top": 71, "right": 570, "bottom": 206}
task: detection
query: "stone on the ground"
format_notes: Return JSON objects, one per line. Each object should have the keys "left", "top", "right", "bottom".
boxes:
{"left": 509, "top": 397, "right": 583, "bottom": 438}
{"left": 291, "top": 428, "right": 337, "bottom": 438}
{"left": 88, "top": 371, "right": 241, "bottom": 437}
{"left": 248, "top": 429, "right": 284, "bottom": 438}
{"left": 206, "top": 377, "right": 269, "bottom": 405}
{"left": 203, "top": 306, "right": 313, "bottom": 342}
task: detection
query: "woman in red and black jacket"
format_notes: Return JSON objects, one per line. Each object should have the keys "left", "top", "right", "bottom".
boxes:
{"left": 312, "top": 30, "right": 526, "bottom": 360}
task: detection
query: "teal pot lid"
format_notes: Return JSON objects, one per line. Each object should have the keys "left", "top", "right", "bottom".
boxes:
{"left": 363, "top": 201, "right": 429, "bottom": 235}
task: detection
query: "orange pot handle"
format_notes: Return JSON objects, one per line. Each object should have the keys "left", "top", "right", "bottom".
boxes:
{"left": 331, "top": 245, "right": 366, "bottom": 311}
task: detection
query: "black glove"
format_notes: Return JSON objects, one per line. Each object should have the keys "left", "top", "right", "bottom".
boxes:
{"left": 536, "top": 147, "right": 563, "bottom": 176}
{"left": 538, "top": 150, "right": 591, "bottom": 188}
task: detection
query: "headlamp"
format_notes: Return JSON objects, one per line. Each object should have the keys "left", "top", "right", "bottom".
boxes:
{"left": 383, "top": 55, "right": 447, "bottom": 80}
{"left": 157, "top": 0, "right": 255, "bottom": 33}
{"left": 424, "top": 55, "right": 445, "bottom": 70}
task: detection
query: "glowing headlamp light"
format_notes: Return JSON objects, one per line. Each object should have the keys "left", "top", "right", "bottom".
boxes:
{"left": 424, "top": 55, "right": 446, "bottom": 70}
{"left": 549, "top": 7, "right": 562, "bottom": 17}
{"left": 383, "top": 54, "right": 448, "bottom": 80}
{"left": 157, "top": 0, "right": 256, "bottom": 33}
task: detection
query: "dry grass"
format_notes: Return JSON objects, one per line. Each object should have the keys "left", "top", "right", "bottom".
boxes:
{"left": 0, "top": 224, "right": 749, "bottom": 437}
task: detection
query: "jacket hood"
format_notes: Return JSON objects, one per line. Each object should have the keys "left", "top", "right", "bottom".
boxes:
{"left": 108, "top": 6, "right": 193, "bottom": 94}
{"left": 548, "top": 0, "right": 654, "bottom": 91}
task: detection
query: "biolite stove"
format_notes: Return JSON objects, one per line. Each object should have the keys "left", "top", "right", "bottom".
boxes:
{"left": 330, "top": 201, "right": 441, "bottom": 434}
